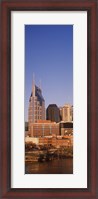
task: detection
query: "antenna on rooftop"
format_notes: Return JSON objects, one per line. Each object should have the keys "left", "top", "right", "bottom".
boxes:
{"left": 32, "top": 73, "right": 35, "bottom": 97}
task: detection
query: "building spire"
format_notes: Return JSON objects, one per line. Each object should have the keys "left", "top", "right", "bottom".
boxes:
{"left": 33, "top": 73, "right": 35, "bottom": 85}
{"left": 32, "top": 73, "right": 35, "bottom": 97}
{"left": 39, "top": 79, "right": 42, "bottom": 90}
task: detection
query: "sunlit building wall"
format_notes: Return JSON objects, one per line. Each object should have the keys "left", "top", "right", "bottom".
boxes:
{"left": 60, "top": 104, "right": 73, "bottom": 122}
{"left": 29, "top": 120, "right": 59, "bottom": 137}
{"left": 28, "top": 80, "right": 45, "bottom": 124}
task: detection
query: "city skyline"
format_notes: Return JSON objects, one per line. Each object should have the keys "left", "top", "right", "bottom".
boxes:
{"left": 25, "top": 25, "right": 73, "bottom": 121}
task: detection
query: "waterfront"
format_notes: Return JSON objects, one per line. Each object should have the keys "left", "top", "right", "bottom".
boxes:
{"left": 25, "top": 158, "right": 73, "bottom": 174}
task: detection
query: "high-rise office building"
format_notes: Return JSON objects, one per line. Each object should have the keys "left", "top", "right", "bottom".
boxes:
{"left": 46, "top": 104, "right": 60, "bottom": 123}
{"left": 28, "top": 79, "right": 45, "bottom": 124}
{"left": 60, "top": 104, "right": 73, "bottom": 122}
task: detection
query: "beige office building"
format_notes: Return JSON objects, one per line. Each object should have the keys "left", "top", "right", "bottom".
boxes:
{"left": 60, "top": 104, "right": 73, "bottom": 122}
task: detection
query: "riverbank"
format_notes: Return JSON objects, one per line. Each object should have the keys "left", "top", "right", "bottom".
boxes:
{"left": 25, "top": 143, "right": 73, "bottom": 163}
{"left": 25, "top": 142, "right": 73, "bottom": 174}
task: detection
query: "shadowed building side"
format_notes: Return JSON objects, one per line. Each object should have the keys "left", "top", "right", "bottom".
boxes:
{"left": 46, "top": 104, "right": 60, "bottom": 123}
{"left": 60, "top": 121, "right": 73, "bottom": 136}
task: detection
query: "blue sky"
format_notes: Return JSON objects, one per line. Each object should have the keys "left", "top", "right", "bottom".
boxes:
{"left": 25, "top": 25, "right": 73, "bottom": 121}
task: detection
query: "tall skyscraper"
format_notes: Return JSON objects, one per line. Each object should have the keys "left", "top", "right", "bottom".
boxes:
{"left": 28, "top": 78, "right": 45, "bottom": 124}
{"left": 46, "top": 104, "right": 60, "bottom": 123}
{"left": 59, "top": 104, "right": 73, "bottom": 122}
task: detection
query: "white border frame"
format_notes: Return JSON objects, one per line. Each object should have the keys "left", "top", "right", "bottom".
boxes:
{"left": 11, "top": 11, "right": 87, "bottom": 188}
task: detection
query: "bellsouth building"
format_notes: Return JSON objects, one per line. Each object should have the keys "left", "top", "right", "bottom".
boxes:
{"left": 28, "top": 79, "right": 45, "bottom": 124}
{"left": 28, "top": 78, "right": 59, "bottom": 137}
{"left": 28, "top": 78, "right": 73, "bottom": 138}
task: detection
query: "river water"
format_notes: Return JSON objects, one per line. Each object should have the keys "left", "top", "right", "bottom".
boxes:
{"left": 25, "top": 158, "right": 73, "bottom": 174}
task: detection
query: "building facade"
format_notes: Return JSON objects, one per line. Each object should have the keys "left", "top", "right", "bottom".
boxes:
{"left": 28, "top": 80, "right": 45, "bottom": 124}
{"left": 46, "top": 104, "right": 60, "bottom": 123}
{"left": 25, "top": 135, "right": 73, "bottom": 147}
{"left": 60, "top": 121, "right": 73, "bottom": 136}
{"left": 59, "top": 104, "right": 73, "bottom": 122}
{"left": 29, "top": 120, "right": 59, "bottom": 137}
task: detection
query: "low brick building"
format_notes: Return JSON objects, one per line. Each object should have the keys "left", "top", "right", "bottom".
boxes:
{"left": 29, "top": 120, "right": 60, "bottom": 137}
{"left": 39, "top": 136, "right": 73, "bottom": 147}
{"left": 60, "top": 121, "right": 73, "bottom": 136}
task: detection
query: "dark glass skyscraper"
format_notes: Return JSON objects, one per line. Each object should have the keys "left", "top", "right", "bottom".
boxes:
{"left": 46, "top": 104, "right": 60, "bottom": 123}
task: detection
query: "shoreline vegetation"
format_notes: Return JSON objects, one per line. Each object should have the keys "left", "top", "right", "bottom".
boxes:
{"left": 25, "top": 142, "right": 73, "bottom": 163}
